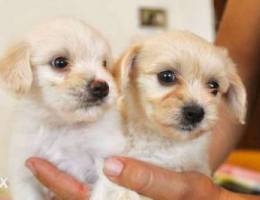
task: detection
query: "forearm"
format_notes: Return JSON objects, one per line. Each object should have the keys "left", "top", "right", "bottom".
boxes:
{"left": 219, "top": 188, "right": 260, "bottom": 200}
{"left": 210, "top": 0, "right": 260, "bottom": 170}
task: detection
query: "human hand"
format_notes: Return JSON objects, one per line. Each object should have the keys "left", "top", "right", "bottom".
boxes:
{"left": 26, "top": 157, "right": 258, "bottom": 200}
{"left": 25, "top": 157, "right": 219, "bottom": 200}
{"left": 103, "top": 157, "right": 221, "bottom": 200}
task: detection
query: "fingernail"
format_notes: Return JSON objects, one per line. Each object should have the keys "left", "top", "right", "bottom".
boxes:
{"left": 25, "top": 160, "right": 37, "bottom": 175}
{"left": 104, "top": 158, "right": 124, "bottom": 177}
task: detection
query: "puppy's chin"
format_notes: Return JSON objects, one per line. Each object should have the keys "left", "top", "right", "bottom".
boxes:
{"left": 37, "top": 85, "right": 117, "bottom": 124}
{"left": 48, "top": 96, "right": 115, "bottom": 124}
{"left": 56, "top": 105, "right": 108, "bottom": 124}
{"left": 156, "top": 123, "right": 210, "bottom": 141}
{"left": 152, "top": 111, "right": 215, "bottom": 141}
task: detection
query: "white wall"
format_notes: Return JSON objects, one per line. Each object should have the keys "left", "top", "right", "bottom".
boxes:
{"left": 0, "top": 0, "right": 214, "bottom": 56}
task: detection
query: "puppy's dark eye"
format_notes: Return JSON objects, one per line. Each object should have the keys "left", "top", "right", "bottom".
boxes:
{"left": 102, "top": 60, "right": 107, "bottom": 68}
{"left": 51, "top": 57, "right": 68, "bottom": 69}
{"left": 158, "top": 70, "right": 177, "bottom": 85}
{"left": 207, "top": 80, "right": 219, "bottom": 95}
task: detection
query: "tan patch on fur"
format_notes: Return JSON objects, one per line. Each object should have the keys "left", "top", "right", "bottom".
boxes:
{"left": 57, "top": 71, "right": 87, "bottom": 89}
{"left": 160, "top": 85, "right": 186, "bottom": 103}
{"left": 112, "top": 56, "right": 123, "bottom": 90}
{"left": 226, "top": 72, "right": 247, "bottom": 124}
{"left": 0, "top": 42, "right": 32, "bottom": 95}
{"left": 114, "top": 45, "right": 145, "bottom": 123}
{"left": 113, "top": 45, "right": 140, "bottom": 94}
{"left": 155, "top": 120, "right": 206, "bottom": 140}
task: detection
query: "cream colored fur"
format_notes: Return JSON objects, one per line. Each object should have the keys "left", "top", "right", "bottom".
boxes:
{"left": 0, "top": 21, "right": 246, "bottom": 199}
{"left": 91, "top": 31, "right": 247, "bottom": 200}
{"left": 0, "top": 18, "right": 125, "bottom": 200}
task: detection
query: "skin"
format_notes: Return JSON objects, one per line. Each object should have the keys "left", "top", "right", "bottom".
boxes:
{"left": 1, "top": 0, "right": 259, "bottom": 199}
{"left": 20, "top": 157, "right": 260, "bottom": 200}
{"left": 25, "top": 158, "right": 90, "bottom": 200}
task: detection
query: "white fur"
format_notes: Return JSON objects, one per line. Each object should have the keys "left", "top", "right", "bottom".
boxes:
{"left": 9, "top": 101, "right": 124, "bottom": 200}
{"left": 0, "top": 18, "right": 125, "bottom": 200}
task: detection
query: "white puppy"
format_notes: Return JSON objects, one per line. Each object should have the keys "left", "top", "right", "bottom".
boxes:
{"left": 92, "top": 31, "right": 247, "bottom": 200}
{"left": 0, "top": 18, "right": 125, "bottom": 200}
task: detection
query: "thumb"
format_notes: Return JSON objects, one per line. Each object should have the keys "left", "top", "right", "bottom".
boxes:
{"left": 103, "top": 157, "right": 194, "bottom": 200}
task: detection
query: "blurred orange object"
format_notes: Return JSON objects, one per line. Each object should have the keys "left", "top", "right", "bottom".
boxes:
{"left": 225, "top": 150, "right": 260, "bottom": 172}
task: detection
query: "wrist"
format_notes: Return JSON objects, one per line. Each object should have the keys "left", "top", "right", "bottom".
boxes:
{"left": 182, "top": 172, "right": 222, "bottom": 200}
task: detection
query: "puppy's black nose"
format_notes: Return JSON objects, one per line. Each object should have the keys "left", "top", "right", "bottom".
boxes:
{"left": 89, "top": 80, "right": 109, "bottom": 99}
{"left": 182, "top": 105, "right": 205, "bottom": 124}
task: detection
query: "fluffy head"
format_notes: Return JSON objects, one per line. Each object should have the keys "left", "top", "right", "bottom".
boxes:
{"left": 0, "top": 18, "right": 117, "bottom": 123}
{"left": 115, "top": 31, "right": 247, "bottom": 141}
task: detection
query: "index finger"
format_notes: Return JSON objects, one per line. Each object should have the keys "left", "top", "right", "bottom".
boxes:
{"left": 26, "top": 157, "right": 90, "bottom": 200}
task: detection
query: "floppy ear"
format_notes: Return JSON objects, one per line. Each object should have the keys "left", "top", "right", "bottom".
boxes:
{"left": 217, "top": 47, "right": 247, "bottom": 124}
{"left": 0, "top": 42, "right": 32, "bottom": 95}
{"left": 114, "top": 44, "right": 140, "bottom": 93}
{"left": 226, "top": 72, "right": 247, "bottom": 124}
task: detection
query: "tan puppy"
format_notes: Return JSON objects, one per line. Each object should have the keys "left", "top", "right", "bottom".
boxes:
{"left": 117, "top": 30, "right": 246, "bottom": 139}
{"left": 92, "top": 31, "right": 247, "bottom": 200}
